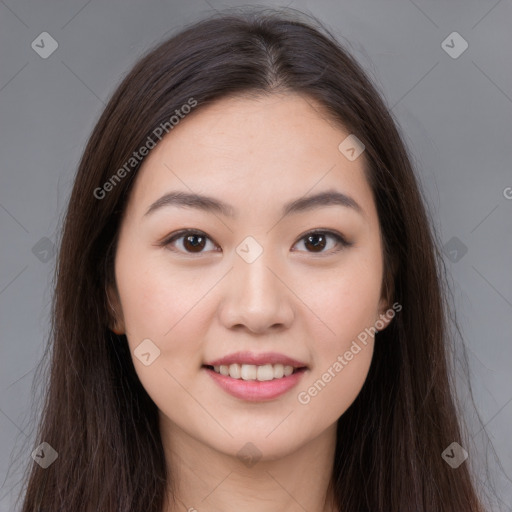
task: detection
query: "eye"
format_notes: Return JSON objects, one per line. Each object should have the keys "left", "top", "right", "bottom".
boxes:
{"left": 292, "top": 229, "right": 351, "bottom": 254}
{"left": 162, "top": 230, "right": 219, "bottom": 254}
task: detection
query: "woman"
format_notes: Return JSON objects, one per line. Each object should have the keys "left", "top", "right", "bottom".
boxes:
{"left": 18, "top": 8, "right": 488, "bottom": 511}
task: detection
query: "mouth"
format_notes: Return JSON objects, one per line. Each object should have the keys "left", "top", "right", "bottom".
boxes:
{"left": 202, "top": 363, "right": 308, "bottom": 401}
{"left": 202, "top": 351, "right": 309, "bottom": 401}
{"left": 202, "top": 363, "right": 307, "bottom": 382}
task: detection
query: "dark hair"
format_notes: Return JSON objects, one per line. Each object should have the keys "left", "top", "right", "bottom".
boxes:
{"left": 14, "top": 7, "right": 491, "bottom": 511}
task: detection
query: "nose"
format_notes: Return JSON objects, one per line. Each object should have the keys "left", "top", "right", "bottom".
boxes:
{"left": 218, "top": 250, "right": 295, "bottom": 334}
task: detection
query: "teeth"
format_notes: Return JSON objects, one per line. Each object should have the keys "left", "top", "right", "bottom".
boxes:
{"left": 256, "top": 364, "right": 274, "bottom": 381}
{"left": 241, "top": 364, "right": 256, "bottom": 380}
{"left": 229, "top": 363, "right": 241, "bottom": 379}
{"left": 273, "top": 364, "right": 284, "bottom": 379}
{"left": 283, "top": 365, "right": 294, "bottom": 376}
{"left": 211, "top": 363, "right": 298, "bottom": 381}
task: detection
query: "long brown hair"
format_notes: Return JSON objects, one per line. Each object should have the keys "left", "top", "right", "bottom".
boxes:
{"left": 14, "top": 7, "right": 491, "bottom": 511}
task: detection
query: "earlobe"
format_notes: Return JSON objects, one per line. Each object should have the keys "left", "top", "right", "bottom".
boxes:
{"left": 110, "top": 324, "right": 125, "bottom": 336}
{"left": 106, "top": 284, "right": 125, "bottom": 335}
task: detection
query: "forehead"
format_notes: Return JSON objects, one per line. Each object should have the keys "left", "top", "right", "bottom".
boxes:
{"left": 124, "top": 93, "right": 376, "bottom": 224}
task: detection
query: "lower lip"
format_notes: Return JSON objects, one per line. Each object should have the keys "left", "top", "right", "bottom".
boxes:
{"left": 203, "top": 367, "right": 307, "bottom": 401}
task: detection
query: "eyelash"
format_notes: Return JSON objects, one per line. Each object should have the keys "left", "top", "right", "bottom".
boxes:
{"left": 160, "top": 229, "right": 352, "bottom": 256}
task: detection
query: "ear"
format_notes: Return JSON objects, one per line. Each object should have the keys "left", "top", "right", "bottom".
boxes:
{"left": 375, "top": 296, "right": 394, "bottom": 332}
{"left": 106, "top": 283, "right": 125, "bottom": 335}
{"left": 375, "top": 251, "right": 399, "bottom": 332}
{"left": 375, "top": 268, "right": 396, "bottom": 332}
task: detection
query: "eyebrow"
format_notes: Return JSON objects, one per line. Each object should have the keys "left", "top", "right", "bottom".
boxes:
{"left": 144, "top": 189, "right": 364, "bottom": 219}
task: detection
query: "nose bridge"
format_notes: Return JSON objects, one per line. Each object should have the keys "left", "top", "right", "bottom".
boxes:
{"left": 219, "top": 240, "right": 293, "bottom": 332}
{"left": 236, "top": 242, "right": 282, "bottom": 305}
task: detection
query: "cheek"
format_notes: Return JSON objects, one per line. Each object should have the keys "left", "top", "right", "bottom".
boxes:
{"left": 115, "top": 250, "right": 213, "bottom": 419}
{"left": 295, "top": 342, "right": 374, "bottom": 429}
{"left": 292, "top": 251, "right": 381, "bottom": 421}
{"left": 296, "top": 251, "right": 383, "bottom": 342}
{"left": 295, "top": 272, "right": 378, "bottom": 423}
{"left": 116, "top": 243, "right": 204, "bottom": 338}
{"left": 114, "top": 245, "right": 214, "bottom": 386}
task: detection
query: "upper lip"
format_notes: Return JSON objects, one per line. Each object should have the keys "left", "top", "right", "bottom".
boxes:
{"left": 204, "top": 351, "right": 308, "bottom": 368}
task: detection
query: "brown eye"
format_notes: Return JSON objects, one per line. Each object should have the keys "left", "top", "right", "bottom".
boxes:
{"left": 182, "top": 233, "right": 207, "bottom": 252}
{"left": 304, "top": 233, "right": 328, "bottom": 252}
{"left": 164, "top": 230, "right": 218, "bottom": 254}
{"left": 293, "top": 230, "right": 351, "bottom": 254}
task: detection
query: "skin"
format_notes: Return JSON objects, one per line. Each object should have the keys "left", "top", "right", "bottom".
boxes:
{"left": 108, "top": 93, "right": 393, "bottom": 512}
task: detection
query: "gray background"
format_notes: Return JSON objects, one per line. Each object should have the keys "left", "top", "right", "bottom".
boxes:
{"left": 0, "top": 0, "right": 511, "bottom": 510}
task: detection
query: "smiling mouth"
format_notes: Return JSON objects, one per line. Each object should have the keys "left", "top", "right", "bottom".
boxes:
{"left": 202, "top": 363, "right": 307, "bottom": 382}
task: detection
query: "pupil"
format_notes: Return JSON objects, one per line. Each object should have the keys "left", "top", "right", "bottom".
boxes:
{"left": 184, "top": 234, "right": 205, "bottom": 252}
{"left": 306, "top": 234, "right": 325, "bottom": 252}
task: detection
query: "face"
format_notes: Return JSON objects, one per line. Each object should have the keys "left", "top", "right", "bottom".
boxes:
{"left": 108, "top": 93, "right": 392, "bottom": 461}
